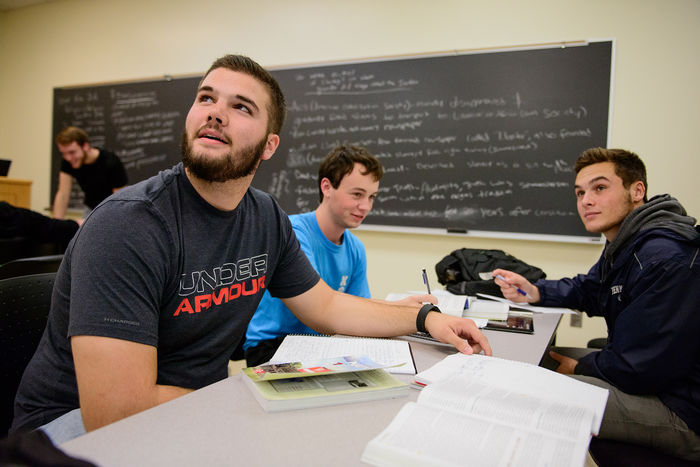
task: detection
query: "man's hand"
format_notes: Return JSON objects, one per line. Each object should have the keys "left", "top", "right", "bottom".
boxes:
{"left": 492, "top": 268, "right": 540, "bottom": 303}
{"left": 549, "top": 350, "right": 578, "bottom": 374}
{"left": 425, "top": 312, "right": 493, "bottom": 356}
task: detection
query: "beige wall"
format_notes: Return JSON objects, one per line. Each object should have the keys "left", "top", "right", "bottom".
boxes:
{"left": 1, "top": 0, "right": 698, "bottom": 346}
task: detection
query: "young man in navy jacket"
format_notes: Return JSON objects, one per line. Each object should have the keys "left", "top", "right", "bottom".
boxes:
{"left": 494, "top": 148, "right": 699, "bottom": 461}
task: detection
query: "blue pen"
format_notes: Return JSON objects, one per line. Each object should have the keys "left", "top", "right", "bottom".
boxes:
{"left": 495, "top": 274, "right": 531, "bottom": 299}
{"left": 421, "top": 268, "right": 431, "bottom": 295}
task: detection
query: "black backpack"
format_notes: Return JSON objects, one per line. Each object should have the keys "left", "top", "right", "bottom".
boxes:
{"left": 435, "top": 248, "right": 546, "bottom": 297}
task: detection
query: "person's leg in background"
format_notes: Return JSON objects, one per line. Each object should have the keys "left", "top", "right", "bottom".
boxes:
{"left": 571, "top": 375, "right": 700, "bottom": 461}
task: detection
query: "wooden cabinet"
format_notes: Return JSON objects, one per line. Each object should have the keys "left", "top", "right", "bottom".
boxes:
{"left": 0, "top": 177, "right": 32, "bottom": 208}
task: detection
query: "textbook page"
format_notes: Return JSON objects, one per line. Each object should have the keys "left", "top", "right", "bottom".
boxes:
{"left": 414, "top": 354, "right": 608, "bottom": 434}
{"left": 419, "top": 374, "right": 595, "bottom": 443}
{"left": 362, "top": 400, "right": 591, "bottom": 467}
{"left": 270, "top": 335, "right": 416, "bottom": 374}
{"left": 364, "top": 358, "right": 608, "bottom": 467}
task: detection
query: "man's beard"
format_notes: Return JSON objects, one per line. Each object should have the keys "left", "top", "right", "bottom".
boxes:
{"left": 181, "top": 129, "right": 267, "bottom": 183}
{"left": 71, "top": 149, "right": 89, "bottom": 169}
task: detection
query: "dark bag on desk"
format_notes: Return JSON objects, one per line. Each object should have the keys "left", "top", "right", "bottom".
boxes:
{"left": 435, "top": 248, "right": 546, "bottom": 297}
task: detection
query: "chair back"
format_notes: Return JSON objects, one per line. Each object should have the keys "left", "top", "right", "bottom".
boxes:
{"left": 589, "top": 437, "right": 700, "bottom": 467}
{"left": 0, "top": 272, "right": 56, "bottom": 438}
{"left": 0, "top": 255, "right": 63, "bottom": 280}
{"left": 0, "top": 238, "right": 63, "bottom": 266}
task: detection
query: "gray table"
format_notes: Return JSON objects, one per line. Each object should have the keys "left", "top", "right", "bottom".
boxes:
{"left": 61, "top": 313, "right": 561, "bottom": 466}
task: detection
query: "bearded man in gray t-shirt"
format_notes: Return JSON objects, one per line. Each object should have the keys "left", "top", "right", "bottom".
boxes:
{"left": 12, "top": 55, "right": 491, "bottom": 444}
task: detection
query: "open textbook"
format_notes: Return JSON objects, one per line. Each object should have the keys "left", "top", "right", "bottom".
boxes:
{"left": 362, "top": 354, "right": 608, "bottom": 467}
{"left": 269, "top": 334, "right": 416, "bottom": 374}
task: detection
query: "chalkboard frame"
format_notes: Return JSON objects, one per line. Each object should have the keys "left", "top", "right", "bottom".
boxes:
{"left": 51, "top": 40, "right": 613, "bottom": 243}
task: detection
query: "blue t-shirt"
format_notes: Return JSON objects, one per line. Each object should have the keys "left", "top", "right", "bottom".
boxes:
{"left": 244, "top": 211, "right": 370, "bottom": 349}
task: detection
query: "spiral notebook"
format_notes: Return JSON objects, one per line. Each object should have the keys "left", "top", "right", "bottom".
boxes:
{"left": 269, "top": 334, "right": 417, "bottom": 375}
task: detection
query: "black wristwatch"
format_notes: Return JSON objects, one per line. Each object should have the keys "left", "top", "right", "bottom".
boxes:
{"left": 416, "top": 303, "right": 441, "bottom": 334}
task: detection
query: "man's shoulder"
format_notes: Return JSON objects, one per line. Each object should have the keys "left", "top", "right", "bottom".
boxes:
{"left": 247, "top": 186, "right": 280, "bottom": 207}
{"left": 629, "top": 228, "right": 699, "bottom": 266}
{"left": 106, "top": 164, "right": 181, "bottom": 208}
{"left": 59, "top": 157, "right": 76, "bottom": 175}
{"left": 242, "top": 188, "right": 292, "bottom": 233}
{"left": 289, "top": 211, "right": 316, "bottom": 229}
{"left": 96, "top": 147, "right": 117, "bottom": 157}
{"left": 93, "top": 148, "right": 121, "bottom": 165}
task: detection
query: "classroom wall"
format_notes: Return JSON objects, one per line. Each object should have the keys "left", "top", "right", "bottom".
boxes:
{"left": 1, "top": 0, "right": 698, "bottom": 346}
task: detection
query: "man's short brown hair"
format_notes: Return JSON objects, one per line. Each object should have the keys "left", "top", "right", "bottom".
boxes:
{"left": 318, "top": 146, "right": 383, "bottom": 202}
{"left": 575, "top": 147, "right": 648, "bottom": 202}
{"left": 55, "top": 126, "right": 89, "bottom": 147}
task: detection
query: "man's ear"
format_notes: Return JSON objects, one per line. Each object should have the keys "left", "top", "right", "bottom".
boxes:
{"left": 320, "top": 177, "right": 333, "bottom": 199}
{"left": 81, "top": 142, "right": 90, "bottom": 152}
{"left": 260, "top": 134, "right": 280, "bottom": 161}
{"left": 630, "top": 180, "right": 646, "bottom": 204}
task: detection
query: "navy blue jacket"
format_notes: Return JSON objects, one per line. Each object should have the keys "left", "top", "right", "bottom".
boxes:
{"left": 537, "top": 227, "right": 700, "bottom": 433}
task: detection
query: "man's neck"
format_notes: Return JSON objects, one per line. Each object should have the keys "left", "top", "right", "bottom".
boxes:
{"left": 603, "top": 227, "right": 620, "bottom": 243}
{"left": 314, "top": 206, "right": 345, "bottom": 245}
{"left": 84, "top": 147, "right": 100, "bottom": 165}
{"left": 185, "top": 168, "right": 252, "bottom": 211}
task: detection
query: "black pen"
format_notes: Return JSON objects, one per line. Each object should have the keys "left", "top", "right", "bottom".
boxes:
{"left": 421, "top": 268, "right": 431, "bottom": 295}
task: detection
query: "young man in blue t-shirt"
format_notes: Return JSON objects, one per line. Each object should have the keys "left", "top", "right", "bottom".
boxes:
{"left": 244, "top": 146, "right": 428, "bottom": 366}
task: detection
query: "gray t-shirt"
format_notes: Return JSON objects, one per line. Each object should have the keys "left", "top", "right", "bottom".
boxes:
{"left": 12, "top": 163, "right": 320, "bottom": 432}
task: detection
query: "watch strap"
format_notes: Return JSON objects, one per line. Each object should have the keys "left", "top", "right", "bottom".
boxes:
{"left": 416, "top": 303, "right": 441, "bottom": 334}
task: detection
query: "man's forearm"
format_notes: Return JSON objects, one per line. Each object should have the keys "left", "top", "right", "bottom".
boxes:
{"left": 53, "top": 192, "right": 69, "bottom": 218}
{"left": 327, "top": 292, "right": 421, "bottom": 337}
{"left": 83, "top": 383, "right": 193, "bottom": 432}
{"left": 73, "top": 335, "right": 194, "bottom": 432}
{"left": 283, "top": 281, "right": 491, "bottom": 356}
{"left": 155, "top": 384, "right": 194, "bottom": 405}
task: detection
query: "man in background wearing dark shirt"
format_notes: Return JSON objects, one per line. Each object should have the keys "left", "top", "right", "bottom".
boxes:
{"left": 52, "top": 127, "right": 127, "bottom": 218}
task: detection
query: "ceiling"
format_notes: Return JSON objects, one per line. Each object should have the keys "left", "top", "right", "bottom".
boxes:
{"left": 0, "top": 0, "right": 55, "bottom": 12}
